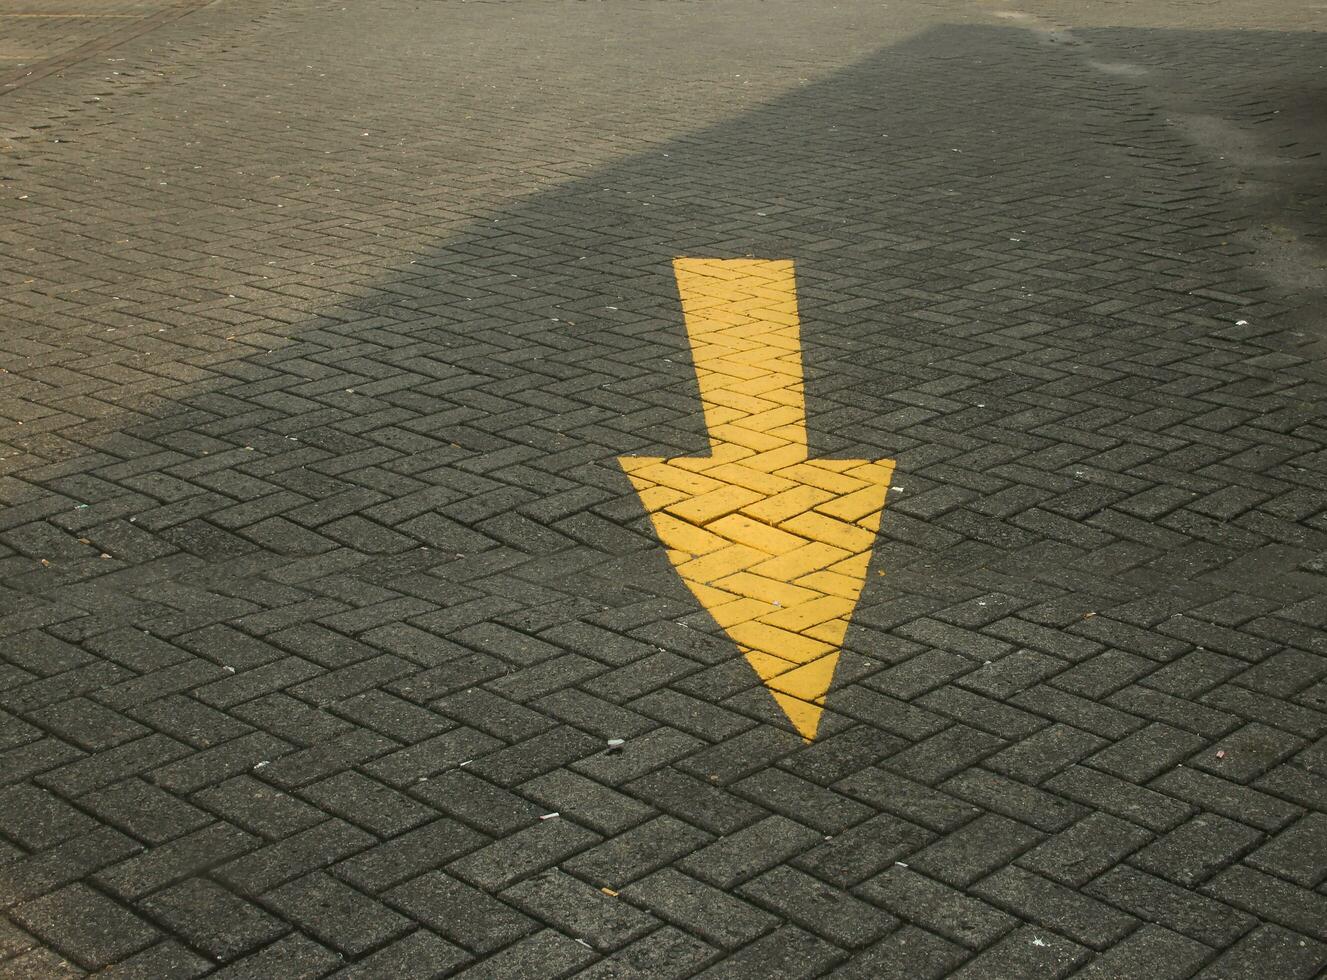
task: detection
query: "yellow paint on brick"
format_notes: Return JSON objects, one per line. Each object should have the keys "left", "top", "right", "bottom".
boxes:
{"left": 673, "top": 543, "right": 768, "bottom": 584}
{"left": 713, "top": 571, "right": 819, "bottom": 607}
{"left": 618, "top": 258, "right": 895, "bottom": 741}
{"left": 780, "top": 511, "right": 877, "bottom": 553}
{"left": 634, "top": 484, "right": 686, "bottom": 512}
{"left": 762, "top": 594, "right": 857, "bottom": 633}
{"left": 817, "top": 484, "right": 892, "bottom": 524}
{"left": 749, "top": 540, "right": 851, "bottom": 581}
{"left": 666, "top": 483, "right": 765, "bottom": 526}
{"left": 794, "top": 569, "right": 865, "bottom": 599}
{"left": 706, "top": 513, "right": 807, "bottom": 556}
{"left": 651, "top": 513, "right": 728, "bottom": 556}
{"left": 742, "top": 485, "right": 834, "bottom": 524}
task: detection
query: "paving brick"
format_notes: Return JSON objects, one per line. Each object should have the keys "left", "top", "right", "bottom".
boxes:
{"left": 1086, "top": 866, "right": 1255, "bottom": 947}
{"left": 1196, "top": 722, "right": 1308, "bottom": 782}
{"left": 779, "top": 726, "right": 904, "bottom": 786}
{"left": 1087, "top": 721, "right": 1207, "bottom": 781}
{"left": 150, "top": 731, "right": 294, "bottom": 793}
{"left": 451, "top": 928, "right": 598, "bottom": 980}
{"left": 621, "top": 868, "right": 778, "bottom": 950}
{"left": 448, "top": 816, "right": 600, "bottom": 891}
{"left": 192, "top": 775, "right": 325, "bottom": 840}
{"left": 1150, "top": 765, "right": 1304, "bottom": 832}
{"left": 1244, "top": 811, "right": 1327, "bottom": 887}
{"left": 0, "top": 948, "right": 84, "bottom": 979}
{"left": 1131, "top": 813, "right": 1263, "bottom": 887}
{"left": 80, "top": 778, "right": 211, "bottom": 844}
{"left": 630, "top": 689, "right": 753, "bottom": 741}
{"left": 1051, "top": 649, "right": 1153, "bottom": 699}
{"left": 1205, "top": 684, "right": 1327, "bottom": 739}
{"left": 93, "top": 940, "right": 213, "bottom": 980}
{"left": 519, "top": 770, "right": 654, "bottom": 837}
{"left": 27, "top": 697, "right": 148, "bottom": 751}
{"left": 385, "top": 872, "right": 537, "bottom": 954}
{"left": 215, "top": 819, "right": 374, "bottom": 896}
{"left": 678, "top": 814, "right": 821, "bottom": 889}
{"left": 677, "top": 725, "right": 800, "bottom": 785}
{"left": 433, "top": 688, "right": 554, "bottom": 741}
{"left": 828, "top": 924, "right": 969, "bottom": 979}
{"left": 501, "top": 868, "right": 658, "bottom": 952}
{"left": 129, "top": 694, "right": 255, "bottom": 749}
{"left": 410, "top": 769, "right": 542, "bottom": 835}
{"left": 94, "top": 823, "right": 257, "bottom": 901}
{"left": 12, "top": 883, "right": 158, "bottom": 970}
{"left": 987, "top": 723, "right": 1106, "bottom": 783}
{"left": 334, "top": 818, "right": 487, "bottom": 893}
{"left": 572, "top": 925, "right": 717, "bottom": 980}
{"left": 1010, "top": 685, "right": 1144, "bottom": 740}
{"left": 563, "top": 815, "right": 711, "bottom": 890}
{"left": 264, "top": 871, "right": 411, "bottom": 956}
{"left": 1072, "top": 924, "right": 1212, "bottom": 980}
{"left": 731, "top": 768, "right": 873, "bottom": 835}
{"left": 793, "top": 811, "right": 935, "bottom": 887}
{"left": 906, "top": 813, "right": 1043, "bottom": 887}
{"left": 0, "top": 784, "right": 96, "bottom": 849}
{"left": 738, "top": 865, "right": 892, "bottom": 948}
{"left": 364, "top": 727, "right": 502, "bottom": 787}
{"left": 972, "top": 866, "right": 1137, "bottom": 950}
{"left": 915, "top": 685, "right": 1047, "bottom": 740}
{"left": 834, "top": 768, "right": 978, "bottom": 832}
{"left": 468, "top": 724, "right": 602, "bottom": 787}
{"left": 1017, "top": 812, "right": 1153, "bottom": 888}
{"left": 0, "top": 918, "right": 35, "bottom": 960}
{"left": 1203, "top": 865, "right": 1327, "bottom": 943}
{"left": 36, "top": 733, "right": 189, "bottom": 796}
{"left": 140, "top": 877, "right": 287, "bottom": 962}
{"left": 1197, "top": 924, "right": 1327, "bottom": 980}
{"left": 946, "top": 923, "right": 1089, "bottom": 980}
{"left": 939, "top": 768, "right": 1087, "bottom": 833}
{"left": 0, "top": 826, "right": 143, "bottom": 905}
{"left": 326, "top": 930, "right": 470, "bottom": 979}
{"left": 206, "top": 934, "right": 341, "bottom": 980}
{"left": 299, "top": 770, "right": 433, "bottom": 837}
{"left": 574, "top": 727, "right": 706, "bottom": 786}
{"left": 857, "top": 866, "right": 1018, "bottom": 950}
{"left": 696, "top": 924, "right": 844, "bottom": 979}
{"left": 1045, "top": 765, "right": 1194, "bottom": 832}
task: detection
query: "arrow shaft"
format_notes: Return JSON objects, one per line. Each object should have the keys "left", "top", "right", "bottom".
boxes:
{"left": 674, "top": 259, "right": 808, "bottom": 460}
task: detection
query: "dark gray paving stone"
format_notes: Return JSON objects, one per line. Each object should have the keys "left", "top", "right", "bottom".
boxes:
{"left": 140, "top": 877, "right": 287, "bottom": 962}
{"left": 620, "top": 869, "right": 778, "bottom": 951}
{"left": 264, "top": 871, "right": 411, "bottom": 957}
{"left": 385, "top": 871, "right": 538, "bottom": 954}
{"left": 500, "top": 869, "right": 659, "bottom": 952}
{"left": 12, "top": 883, "right": 158, "bottom": 970}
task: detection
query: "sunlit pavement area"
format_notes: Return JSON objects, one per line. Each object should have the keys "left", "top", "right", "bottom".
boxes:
{"left": 2, "top": 0, "right": 1327, "bottom": 976}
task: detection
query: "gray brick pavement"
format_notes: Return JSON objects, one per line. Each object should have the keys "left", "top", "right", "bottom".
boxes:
{"left": 1, "top": 0, "right": 1326, "bottom": 976}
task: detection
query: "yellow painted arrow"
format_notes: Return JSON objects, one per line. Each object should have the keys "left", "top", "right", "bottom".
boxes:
{"left": 618, "top": 258, "right": 895, "bottom": 741}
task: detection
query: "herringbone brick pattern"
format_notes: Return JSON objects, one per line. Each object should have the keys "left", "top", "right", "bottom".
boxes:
{"left": 1, "top": 0, "right": 1325, "bottom": 976}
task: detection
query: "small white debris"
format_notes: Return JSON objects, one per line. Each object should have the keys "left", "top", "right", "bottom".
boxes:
{"left": 1031, "top": 936, "right": 1049, "bottom": 948}
{"left": 539, "top": 812, "right": 560, "bottom": 821}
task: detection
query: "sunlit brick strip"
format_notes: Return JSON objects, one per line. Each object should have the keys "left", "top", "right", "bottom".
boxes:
{"left": 619, "top": 258, "right": 894, "bottom": 741}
